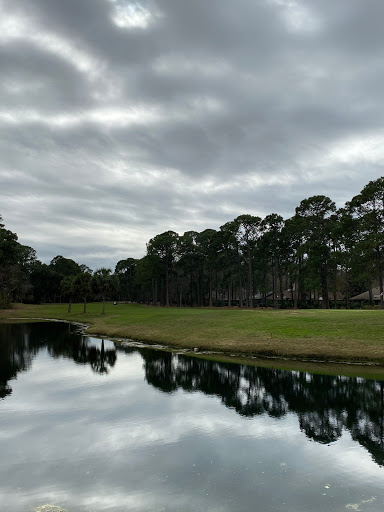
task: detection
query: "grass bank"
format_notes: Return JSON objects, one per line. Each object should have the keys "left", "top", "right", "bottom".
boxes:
{"left": 1, "top": 303, "right": 384, "bottom": 368}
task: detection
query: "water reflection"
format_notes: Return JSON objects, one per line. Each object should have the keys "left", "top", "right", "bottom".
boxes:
{"left": 0, "top": 323, "right": 116, "bottom": 399}
{"left": 1, "top": 322, "right": 384, "bottom": 467}
{"left": 128, "top": 348, "right": 384, "bottom": 467}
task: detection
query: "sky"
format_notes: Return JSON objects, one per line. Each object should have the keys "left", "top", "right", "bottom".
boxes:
{"left": 1, "top": 0, "right": 384, "bottom": 270}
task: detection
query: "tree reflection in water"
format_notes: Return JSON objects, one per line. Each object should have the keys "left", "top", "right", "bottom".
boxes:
{"left": 137, "top": 348, "right": 384, "bottom": 466}
{"left": 1, "top": 322, "right": 384, "bottom": 467}
{"left": 0, "top": 322, "right": 117, "bottom": 400}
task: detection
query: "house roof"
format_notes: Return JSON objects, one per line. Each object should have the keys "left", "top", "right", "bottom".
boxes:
{"left": 350, "top": 287, "right": 382, "bottom": 300}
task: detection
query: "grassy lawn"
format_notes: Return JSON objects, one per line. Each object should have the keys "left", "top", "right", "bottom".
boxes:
{"left": 1, "top": 303, "right": 384, "bottom": 368}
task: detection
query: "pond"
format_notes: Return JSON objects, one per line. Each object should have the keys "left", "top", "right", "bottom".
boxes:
{"left": 1, "top": 322, "right": 384, "bottom": 512}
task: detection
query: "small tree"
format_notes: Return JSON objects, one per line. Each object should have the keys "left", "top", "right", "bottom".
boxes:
{"left": 93, "top": 268, "right": 119, "bottom": 314}
{"left": 61, "top": 275, "right": 75, "bottom": 313}
{"left": 73, "top": 272, "right": 92, "bottom": 313}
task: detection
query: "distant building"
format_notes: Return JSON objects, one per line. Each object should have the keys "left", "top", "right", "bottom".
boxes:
{"left": 350, "top": 287, "right": 383, "bottom": 304}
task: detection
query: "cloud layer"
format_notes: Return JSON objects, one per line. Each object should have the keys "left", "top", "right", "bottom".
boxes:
{"left": 1, "top": 0, "right": 384, "bottom": 269}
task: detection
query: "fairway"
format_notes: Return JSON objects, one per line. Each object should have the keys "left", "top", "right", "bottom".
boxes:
{"left": 2, "top": 303, "right": 384, "bottom": 366}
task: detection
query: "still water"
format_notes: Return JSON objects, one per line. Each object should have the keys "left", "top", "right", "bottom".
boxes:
{"left": 1, "top": 322, "right": 384, "bottom": 512}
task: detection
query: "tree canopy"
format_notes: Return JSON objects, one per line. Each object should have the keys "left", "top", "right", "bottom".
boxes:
{"left": 2, "top": 176, "right": 384, "bottom": 310}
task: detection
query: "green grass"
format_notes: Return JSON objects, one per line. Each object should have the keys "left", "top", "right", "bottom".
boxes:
{"left": 2, "top": 303, "right": 384, "bottom": 372}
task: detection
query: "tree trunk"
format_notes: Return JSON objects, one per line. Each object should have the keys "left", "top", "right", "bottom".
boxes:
{"left": 333, "top": 270, "right": 337, "bottom": 309}
{"left": 377, "top": 247, "right": 384, "bottom": 309}
{"left": 160, "top": 278, "right": 165, "bottom": 306}
{"left": 369, "top": 283, "right": 373, "bottom": 304}
{"left": 279, "top": 274, "right": 284, "bottom": 308}
{"left": 272, "top": 256, "right": 277, "bottom": 309}
{"left": 83, "top": 296, "right": 87, "bottom": 313}
{"left": 68, "top": 297, "right": 72, "bottom": 313}
{"left": 215, "top": 272, "right": 218, "bottom": 301}
{"left": 238, "top": 269, "right": 243, "bottom": 308}
{"left": 321, "top": 261, "right": 329, "bottom": 309}
{"left": 102, "top": 295, "right": 105, "bottom": 314}
{"left": 165, "top": 264, "right": 170, "bottom": 306}
{"left": 209, "top": 271, "right": 213, "bottom": 307}
{"left": 345, "top": 269, "right": 349, "bottom": 309}
{"left": 190, "top": 275, "right": 193, "bottom": 307}
{"left": 294, "top": 281, "right": 298, "bottom": 310}
{"left": 101, "top": 339, "right": 105, "bottom": 358}
{"left": 247, "top": 246, "right": 253, "bottom": 308}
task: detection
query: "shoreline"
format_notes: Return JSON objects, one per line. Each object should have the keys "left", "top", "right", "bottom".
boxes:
{"left": 7, "top": 316, "right": 384, "bottom": 379}
{"left": 2, "top": 303, "right": 384, "bottom": 378}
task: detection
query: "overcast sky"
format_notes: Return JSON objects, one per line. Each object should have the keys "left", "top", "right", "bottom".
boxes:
{"left": 1, "top": 0, "right": 384, "bottom": 270}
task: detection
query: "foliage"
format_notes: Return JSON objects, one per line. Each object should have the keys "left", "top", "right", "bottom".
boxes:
{"left": 93, "top": 268, "right": 119, "bottom": 314}
{"left": 115, "top": 258, "right": 136, "bottom": 301}
{"left": 347, "top": 177, "right": 384, "bottom": 307}
{"left": 3, "top": 177, "right": 384, "bottom": 310}
{"left": 60, "top": 275, "right": 75, "bottom": 312}
{"left": 0, "top": 216, "right": 28, "bottom": 307}
{"left": 147, "top": 231, "right": 179, "bottom": 306}
{"left": 73, "top": 272, "right": 92, "bottom": 313}
{"left": 50, "top": 255, "right": 82, "bottom": 277}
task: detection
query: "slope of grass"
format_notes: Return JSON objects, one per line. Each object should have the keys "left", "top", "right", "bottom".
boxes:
{"left": 1, "top": 303, "right": 384, "bottom": 367}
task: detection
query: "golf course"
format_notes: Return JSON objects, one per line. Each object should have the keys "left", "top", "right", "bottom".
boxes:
{"left": 2, "top": 303, "right": 384, "bottom": 370}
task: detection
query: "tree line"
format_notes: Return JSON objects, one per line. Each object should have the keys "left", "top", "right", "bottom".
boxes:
{"left": 0, "top": 222, "right": 118, "bottom": 312}
{"left": 1, "top": 176, "right": 384, "bottom": 310}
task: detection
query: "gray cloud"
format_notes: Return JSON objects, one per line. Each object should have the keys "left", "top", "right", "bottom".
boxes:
{"left": 1, "top": 0, "right": 384, "bottom": 269}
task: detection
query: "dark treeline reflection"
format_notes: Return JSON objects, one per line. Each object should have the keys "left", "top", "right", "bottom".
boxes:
{"left": 129, "top": 347, "right": 384, "bottom": 467}
{"left": 0, "top": 323, "right": 117, "bottom": 399}
{"left": 1, "top": 323, "right": 384, "bottom": 467}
